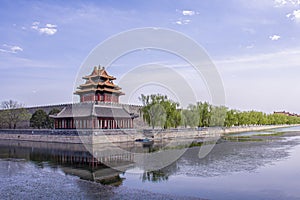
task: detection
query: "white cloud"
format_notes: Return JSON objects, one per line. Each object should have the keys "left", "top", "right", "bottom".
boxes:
{"left": 39, "top": 27, "right": 57, "bottom": 35}
{"left": 46, "top": 23, "right": 57, "bottom": 28}
{"left": 31, "top": 21, "right": 58, "bottom": 35}
{"left": 274, "top": 0, "right": 287, "bottom": 6}
{"left": 269, "top": 35, "right": 281, "bottom": 40}
{"left": 0, "top": 44, "right": 23, "bottom": 54}
{"left": 287, "top": 9, "right": 300, "bottom": 21}
{"left": 294, "top": 9, "right": 300, "bottom": 18}
{"left": 274, "top": 0, "right": 300, "bottom": 7}
{"left": 182, "top": 10, "right": 195, "bottom": 16}
{"left": 174, "top": 19, "right": 191, "bottom": 25}
{"left": 31, "top": 21, "right": 40, "bottom": 30}
{"left": 32, "top": 21, "right": 40, "bottom": 26}
{"left": 10, "top": 46, "right": 23, "bottom": 52}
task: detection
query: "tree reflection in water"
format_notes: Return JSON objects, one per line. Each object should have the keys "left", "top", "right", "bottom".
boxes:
{"left": 142, "top": 170, "right": 169, "bottom": 182}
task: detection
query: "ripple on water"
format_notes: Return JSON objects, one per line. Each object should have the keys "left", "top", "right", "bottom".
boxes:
{"left": 172, "top": 137, "right": 298, "bottom": 177}
{"left": 0, "top": 159, "right": 201, "bottom": 200}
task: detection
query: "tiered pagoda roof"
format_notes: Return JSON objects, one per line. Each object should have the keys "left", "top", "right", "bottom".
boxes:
{"left": 50, "top": 67, "right": 136, "bottom": 129}
{"left": 74, "top": 66, "right": 125, "bottom": 96}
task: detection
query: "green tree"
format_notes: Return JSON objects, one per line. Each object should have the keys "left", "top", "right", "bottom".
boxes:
{"left": 196, "top": 102, "right": 212, "bottom": 127}
{"left": 140, "top": 94, "right": 181, "bottom": 129}
{"left": 0, "top": 111, "right": 6, "bottom": 128}
{"left": 30, "top": 109, "right": 49, "bottom": 129}
{"left": 258, "top": 113, "right": 268, "bottom": 125}
{"left": 47, "top": 108, "right": 61, "bottom": 128}
{"left": 0, "top": 100, "right": 31, "bottom": 129}
{"left": 181, "top": 104, "right": 199, "bottom": 128}
{"left": 272, "top": 113, "right": 288, "bottom": 124}
{"left": 148, "top": 103, "right": 166, "bottom": 129}
{"left": 288, "top": 116, "right": 300, "bottom": 124}
{"left": 161, "top": 100, "right": 181, "bottom": 129}
{"left": 224, "top": 109, "right": 239, "bottom": 127}
{"left": 210, "top": 106, "right": 227, "bottom": 127}
{"left": 237, "top": 111, "right": 249, "bottom": 125}
{"left": 142, "top": 170, "right": 169, "bottom": 182}
{"left": 140, "top": 95, "right": 166, "bottom": 129}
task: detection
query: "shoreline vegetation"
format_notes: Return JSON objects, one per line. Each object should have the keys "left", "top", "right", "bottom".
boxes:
{"left": 140, "top": 94, "right": 300, "bottom": 129}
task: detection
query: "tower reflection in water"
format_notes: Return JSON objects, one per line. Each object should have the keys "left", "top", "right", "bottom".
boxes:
{"left": 0, "top": 140, "right": 144, "bottom": 186}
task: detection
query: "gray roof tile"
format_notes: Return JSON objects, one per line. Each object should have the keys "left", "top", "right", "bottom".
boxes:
{"left": 51, "top": 103, "right": 132, "bottom": 119}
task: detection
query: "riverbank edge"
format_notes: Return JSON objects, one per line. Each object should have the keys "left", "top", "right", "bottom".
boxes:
{"left": 0, "top": 124, "right": 297, "bottom": 144}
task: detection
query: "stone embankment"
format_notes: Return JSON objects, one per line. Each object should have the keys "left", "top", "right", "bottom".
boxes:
{"left": 0, "top": 124, "right": 296, "bottom": 144}
{"left": 220, "top": 125, "right": 293, "bottom": 134}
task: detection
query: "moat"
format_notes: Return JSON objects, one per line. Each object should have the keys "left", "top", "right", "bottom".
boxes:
{"left": 1, "top": 126, "right": 300, "bottom": 200}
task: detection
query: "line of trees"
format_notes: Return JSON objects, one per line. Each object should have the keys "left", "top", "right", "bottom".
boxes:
{"left": 182, "top": 103, "right": 300, "bottom": 128}
{"left": 140, "top": 94, "right": 300, "bottom": 129}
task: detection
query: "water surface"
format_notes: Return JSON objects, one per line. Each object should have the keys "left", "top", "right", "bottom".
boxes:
{"left": 0, "top": 126, "right": 300, "bottom": 200}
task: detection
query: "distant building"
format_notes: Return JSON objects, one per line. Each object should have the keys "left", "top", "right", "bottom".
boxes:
{"left": 51, "top": 66, "right": 136, "bottom": 129}
{"left": 274, "top": 111, "right": 300, "bottom": 117}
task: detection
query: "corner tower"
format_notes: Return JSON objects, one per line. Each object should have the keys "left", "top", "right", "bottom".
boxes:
{"left": 74, "top": 66, "right": 124, "bottom": 103}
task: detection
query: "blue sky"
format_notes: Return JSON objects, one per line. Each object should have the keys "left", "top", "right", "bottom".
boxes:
{"left": 1, "top": 0, "right": 300, "bottom": 113}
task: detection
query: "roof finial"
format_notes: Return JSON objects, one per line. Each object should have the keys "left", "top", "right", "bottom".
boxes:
{"left": 93, "top": 66, "right": 97, "bottom": 73}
